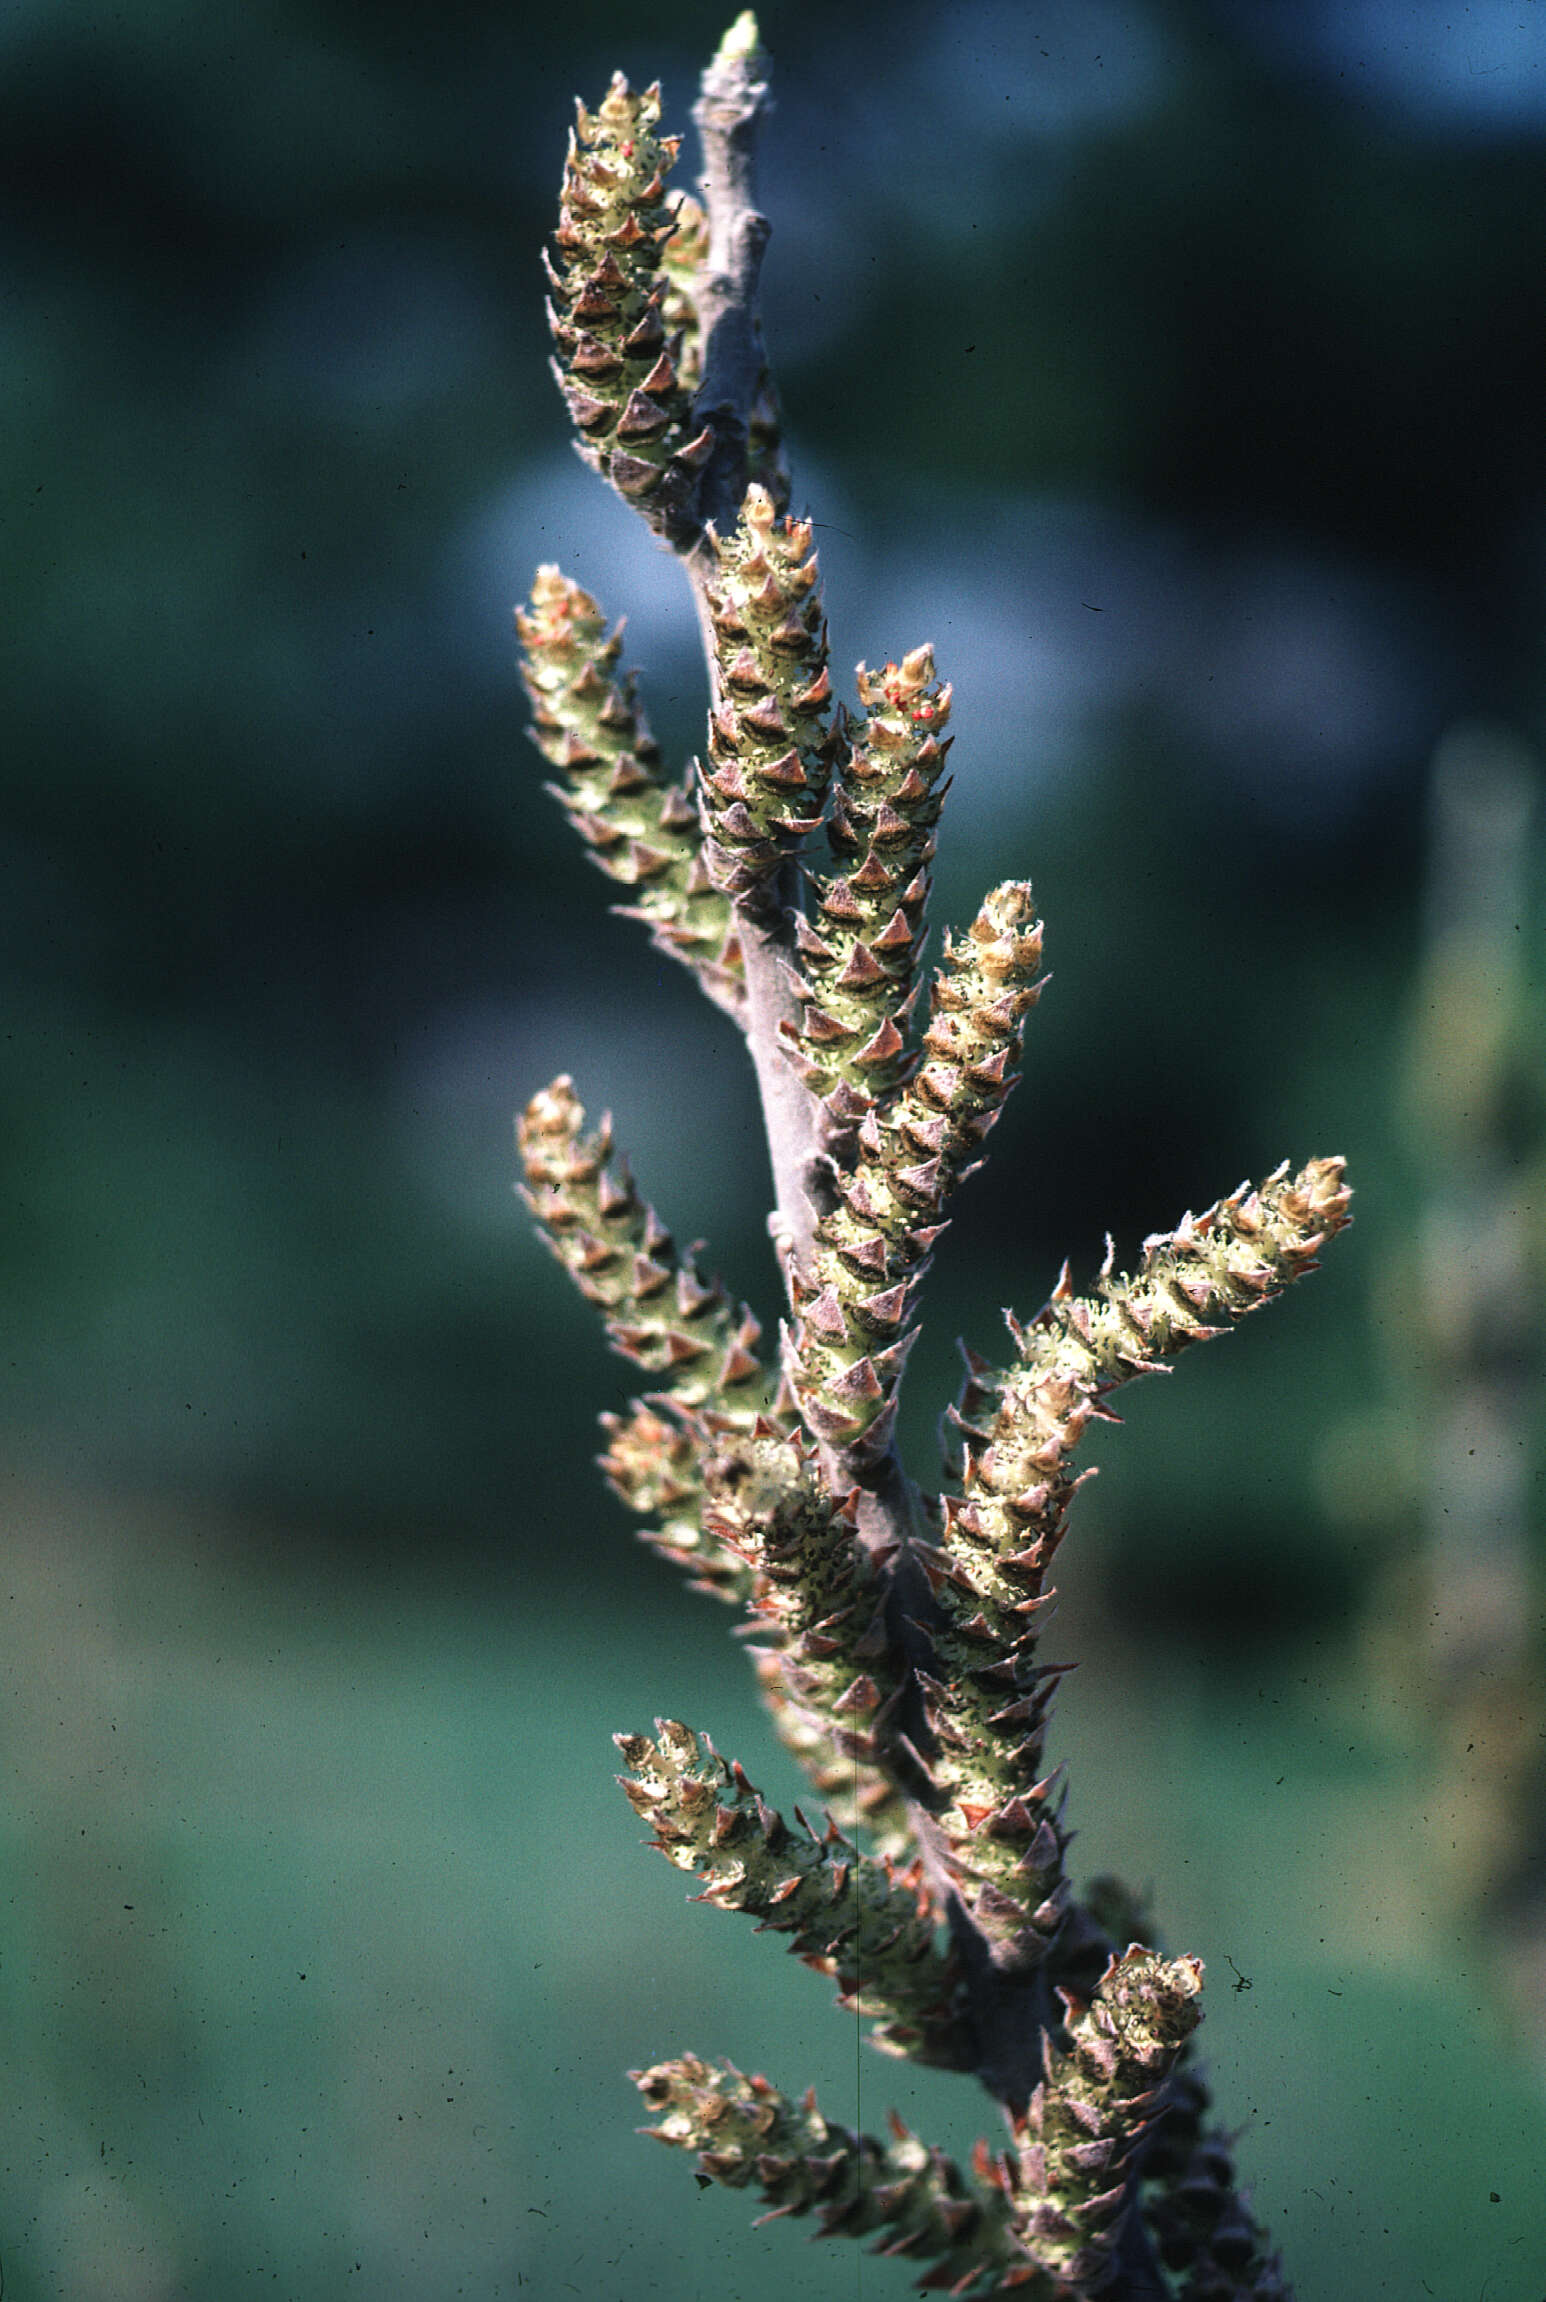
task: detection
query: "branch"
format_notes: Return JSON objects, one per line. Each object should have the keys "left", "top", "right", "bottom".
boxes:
{"left": 672, "top": 19, "right": 827, "bottom": 1286}
{"left": 520, "top": 25, "right": 1374, "bottom": 2297}
{"left": 687, "top": 10, "right": 775, "bottom": 542}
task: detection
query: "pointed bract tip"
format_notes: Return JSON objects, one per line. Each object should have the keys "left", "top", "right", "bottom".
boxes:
{"left": 718, "top": 9, "right": 762, "bottom": 61}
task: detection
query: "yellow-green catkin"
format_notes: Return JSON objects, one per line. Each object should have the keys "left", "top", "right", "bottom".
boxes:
{"left": 632, "top": 2055, "right": 1036, "bottom": 2293}
{"left": 1003, "top": 1949, "right": 1205, "bottom": 2287}
{"left": 785, "top": 646, "right": 952, "bottom": 1126}
{"left": 699, "top": 483, "right": 844, "bottom": 897}
{"left": 597, "top": 1401, "right": 759, "bottom": 1607}
{"left": 694, "top": 1419, "right": 912, "bottom": 1841}
{"left": 615, "top": 1720, "right": 965, "bottom": 2063}
{"left": 918, "top": 1155, "right": 1353, "bottom": 1969}
{"left": 1017, "top": 1156, "right": 1355, "bottom": 1393}
{"left": 519, "top": 1077, "right": 764, "bottom": 1408}
{"left": 519, "top": 1080, "right": 771, "bottom": 1602}
{"left": 517, "top": 567, "right": 744, "bottom": 1016}
{"left": 545, "top": 73, "right": 713, "bottom": 536}
{"left": 597, "top": 1400, "right": 912, "bottom": 1842}
{"left": 748, "top": 1647, "right": 914, "bottom": 1857}
{"left": 786, "top": 881, "right": 1046, "bottom": 1466}
{"left": 912, "top": 1349, "right": 1092, "bottom": 1971}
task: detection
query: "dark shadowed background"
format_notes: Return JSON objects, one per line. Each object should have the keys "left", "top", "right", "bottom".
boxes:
{"left": 4, "top": 0, "right": 1545, "bottom": 2295}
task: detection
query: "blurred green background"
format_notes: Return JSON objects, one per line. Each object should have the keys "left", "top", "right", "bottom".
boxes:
{"left": 4, "top": 0, "right": 1546, "bottom": 2294}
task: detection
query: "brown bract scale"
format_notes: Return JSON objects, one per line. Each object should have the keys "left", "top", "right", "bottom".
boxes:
{"left": 1000, "top": 1949, "right": 1205, "bottom": 2288}
{"left": 632, "top": 2054, "right": 1041, "bottom": 2293}
{"left": 546, "top": 73, "right": 714, "bottom": 537}
{"left": 784, "top": 645, "right": 953, "bottom": 1126}
{"left": 785, "top": 881, "right": 1046, "bottom": 1466}
{"left": 615, "top": 1720, "right": 967, "bottom": 2063}
{"left": 517, "top": 566, "right": 745, "bottom": 1019}
{"left": 699, "top": 482, "right": 844, "bottom": 896}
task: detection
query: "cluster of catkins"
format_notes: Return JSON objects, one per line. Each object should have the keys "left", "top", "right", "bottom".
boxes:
{"left": 518, "top": 23, "right": 1349, "bottom": 2297}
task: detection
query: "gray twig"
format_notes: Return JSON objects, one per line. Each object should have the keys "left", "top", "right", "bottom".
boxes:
{"left": 675, "top": 18, "right": 828, "bottom": 1296}
{"left": 688, "top": 12, "right": 775, "bottom": 541}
